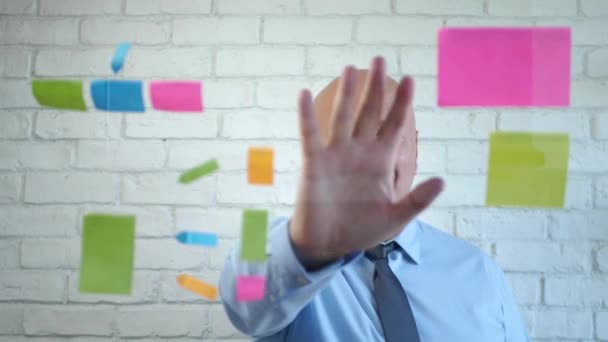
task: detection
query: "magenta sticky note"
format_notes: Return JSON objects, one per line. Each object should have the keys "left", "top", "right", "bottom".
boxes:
{"left": 149, "top": 81, "right": 203, "bottom": 112}
{"left": 438, "top": 27, "right": 571, "bottom": 107}
{"left": 236, "top": 276, "right": 266, "bottom": 302}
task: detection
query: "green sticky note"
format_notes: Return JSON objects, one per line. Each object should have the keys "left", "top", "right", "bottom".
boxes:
{"left": 486, "top": 132, "right": 570, "bottom": 208}
{"left": 79, "top": 214, "right": 135, "bottom": 294}
{"left": 179, "top": 159, "right": 220, "bottom": 184}
{"left": 32, "top": 79, "right": 87, "bottom": 111}
{"left": 240, "top": 209, "right": 268, "bottom": 262}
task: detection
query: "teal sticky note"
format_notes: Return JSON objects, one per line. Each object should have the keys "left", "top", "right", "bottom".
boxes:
{"left": 240, "top": 209, "right": 268, "bottom": 262}
{"left": 79, "top": 214, "right": 135, "bottom": 294}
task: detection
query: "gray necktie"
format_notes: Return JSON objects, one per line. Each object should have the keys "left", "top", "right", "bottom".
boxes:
{"left": 366, "top": 242, "right": 421, "bottom": 342}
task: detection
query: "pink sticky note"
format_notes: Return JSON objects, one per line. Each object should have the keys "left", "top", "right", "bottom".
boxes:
{"left": 149, "top": 81, "right": 203, "bottom": 112}
{"left": 236, "top": 276, "right": 266, "bottom": 302}
{"left": 438, "top": 27, "right": 571, "bottom": 107}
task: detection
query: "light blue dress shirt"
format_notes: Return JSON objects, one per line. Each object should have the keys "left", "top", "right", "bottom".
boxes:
{"left": 219, "top": 217, "right": 530, "bottom": 341}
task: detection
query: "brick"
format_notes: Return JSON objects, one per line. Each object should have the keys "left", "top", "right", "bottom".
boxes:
{"left": 599, "top": 176, "right": 608, "bottom": 208}
{"left": 24, "top": 306, "right": 114, "bottom": 336}
{"left": 397, "top": 0, "right": 483, "bottom": 15}
{"left": 416, "top": 111, "right": 496, "bottom": 139}
{"left": 0, "top": 142, "right": 73, "bottom": 170}
{"left": 211, "top": 304, "right": 248, "bottom": 338}
{"left": 68, "top": 271, "right": 160, "bottom": 304}
{"left": 488, "top": 0, "right": 576, "bottom": 16}
{"left": 216, "top": 48, "right": 305, "bottom": 76}
{"left": 78, "top": 205, "right": 173, "bottom": 237}
{"left": 0, "top": 80, "right": 37, "bottom": 108}
{"left": 401, "top": 48, "right": 436, "bottom": 76}
{"left": 0, "top": 271, "right": 65, "bottom": 302}
{"left": 0, "top": 48, "right": 30, "bottom": 77}
{"left": 545, "top": 276, "right": 608, "bottom": 306}
{"left": 413, "top": 78, "right": 437, "bottom": 107}
{"left": 307, "top": 47, "right": 399, "bottom": 76}
{"left": 415, "top": 209, "right": 454, "bottom": 233}
{"left": 581, "top": 0, "right": 608, "bottom": 16}
{"left": 24, "top": 172, "right": 117, "bottom": 203}
{"left": 0, "top": 173, "right": 21, "bottom": 203}
{"left": 125, "top": 0, "right": 211, "bottom": 14}
{"left": 426, "top": 175, "right": 485, "bottom": 207}
{"left": 122, "top": 48, "right": 212, "bottom": 77}
{"left": 565, "top": 176, "right": 593, "bottom": 209}
{"left": 599, "top": 245, "right": 608, "bottom": 272}
{"left": 306, "top": 0, "right": 389, "bottom": 14}
{"left": 588, "top": 49, "right": 608, "bottom": 77}
{"left": 0, "top": 111, "right": 32, "bottom": 138}
{"left": 175, "top": 208, "right": 242, "bottom": 238}
{"left": 216, "top": 173, "right": 298, "bottom": 205}
{"left": 216, "top": 0, "right": 300, "bottom": 14}
{"left": 455, "top": 209, "right": 547, "bottom": 239}
{"left": 593, "top": 114, "right": 608, "bottom": 140}
{"left": 540, "top": 19, "right": 608, "bottom": 45}
{"left": 125, "top": 111, "right": 217, "bottom": 139}
{"left": 35, "top": 112, "right": 121, "bottom": 139}
{"left": 160, "top": 271, "right": 220, "bottom": 303}
{"left": 498, "top": 111, "right": 590, "bottom": 140}
{"left": 35, "top": 48, "right": 112, "bottom": 77}
{"left": 168, "top": 140, "right": 301, "bottom": 172}
{"left": 134, "top": 239, "right": 205, "bottom": 269}
{"left": 123, "top": 173, "right": 214, "bottom": 205}
{"left": 39, "top": 0, "right": 121, "bottom": 15}
{"left": 571, "top": 47, "right": 586, "bottom": 76}
{"left": 495, "top": 242, "right": 591, "bottom": 273}
{"left": 598, "top": 312, "right": 608, "bottom": 339}
{"left": 357, "top": 17, "right": 443, "bottom": 45}
{"left": 446, "top": 141, "right": 488, "bottom": 174}
{"left": 76, "top": 141, "right": 165, "bottom": 171}
{"left": 0, "top": 205, "right": 77, "bottom": 237}
{"left": 506, "top": 273, "right": 541, "bottom": 305}
{"left": 81, "top": 19, "right": 170, "bottom": 45}
{"left": 569, "top": 142, "right": 608, "bottom": 173}
{"left": 446, "top": 17, "right": 536, "bottom": 27}
{"left": 0, "top": 240, "right": 19, "bottom": 268}
{"left": 264, "top": 18, "right": 352, "bottom": 44}
{"left": 549, "top": 211, "right": 608, "bottom": 240}
{"left": 116, "top": 305, "right": 208, "bottom": 337}
{"left": 204, "top": 80, "right": 254, "bottom": 109}
{"left": 21, "top": 238, "right": 79, "bottom": 269}
{"left": 0, "top": 0, "right": 35, "bottom": 14}
{"left": 417, "top": 143, "right": 445, "bottom": 173}
{"left": 0, "top": 18, "right": 78, "bottom": 45}
{"left": 534, "top": 310, "right": 592, "bottom": 339}
{"left": 256, "top": 80, "right": 307, "bottom": 109}
{"left": 222, "top": 109, "right": 298, "bottom": 139}
{"left": 174, "top": 18, "right": 259, "bottom": 45}
{"left": 0, "top": 306, "right": 23, "bottom": 334}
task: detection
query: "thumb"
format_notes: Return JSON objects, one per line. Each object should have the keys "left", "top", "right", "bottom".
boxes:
{"left": 390, "top": 177, "right": 445, "bottom": 224}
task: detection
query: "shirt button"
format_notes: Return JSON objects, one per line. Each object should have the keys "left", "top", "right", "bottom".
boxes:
{"left": 297, "top": 276, "right": 308, "bottom": 284}
{"left": 389, "top": 253, "right": 398, "bottom": 260}
{"left": 269, "top": 294, "right": 276, "bottom": 301}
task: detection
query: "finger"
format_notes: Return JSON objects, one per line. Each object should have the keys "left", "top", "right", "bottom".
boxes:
{"left": 390, "top": 177, "right": 444, "bottom": 223}
{"left": 378, "top": 76, "right": 414, "bottom": 146}
{"left": 297, "top": 89, "right": 322, "bottom": 158}
{"left": 329, "top": 66, "right": 356, "bottom": 144}
{"left": 353, "top": 56, "right": 386, "bottom": 140}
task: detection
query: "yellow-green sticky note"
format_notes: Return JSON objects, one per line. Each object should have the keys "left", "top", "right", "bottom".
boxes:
{"left": 79, "top": 214, "right": 135, "bottom": 294}
{"left": 32, "top": 79, "right": 87, "bottom": 111}
{"left": 486, "top": 132, "right": 570, "bottom": 208}
{"left": 179, "top": 159, "right": 219, "bottom": 184}
{"left": 240, "top": 209, "right": 268, "bottom": 262}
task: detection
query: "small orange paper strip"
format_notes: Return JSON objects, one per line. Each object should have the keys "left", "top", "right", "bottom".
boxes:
{"left": 176, "top": 274, "right": 218, "bottom": 300}
{"left": 248, "top": 147, "right": 274, "bottom": 185}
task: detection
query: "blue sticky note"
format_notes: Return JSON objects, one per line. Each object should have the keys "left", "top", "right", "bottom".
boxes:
{"left": 176, "top": 231, "right": 218, "bottom": 247}
{"left": 111, "top": 42, "right": 131, "bottom": 74}
{"left": 90, "top": 80, "right": 145, "bottom": 112}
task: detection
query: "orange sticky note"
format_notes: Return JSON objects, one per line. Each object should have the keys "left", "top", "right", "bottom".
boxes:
{"left": 248, "top": 147, "right": 273, "bottom": 185}
{"left": 176, "top": 274, "right": 218, "bottom": 300}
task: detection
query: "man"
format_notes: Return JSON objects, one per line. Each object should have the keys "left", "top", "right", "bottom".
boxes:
{"left": 219, "top": 56, "right": 529, "bottom": 341}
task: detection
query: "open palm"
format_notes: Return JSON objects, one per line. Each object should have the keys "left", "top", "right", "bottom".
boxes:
{"left": 290, "top": 57, "right": 444, "bottom": 269}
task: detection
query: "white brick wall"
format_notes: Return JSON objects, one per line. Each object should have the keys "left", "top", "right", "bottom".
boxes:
{"left": 0, "top": 0, "right": 606, "bottom": 340}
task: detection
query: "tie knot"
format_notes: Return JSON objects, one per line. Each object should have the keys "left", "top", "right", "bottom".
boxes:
{"left": 365, "top": 241, "right": 397, "bottom": 261}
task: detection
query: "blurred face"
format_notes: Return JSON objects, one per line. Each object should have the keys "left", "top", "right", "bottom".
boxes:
{"left": 313, "top": 70, "right": 418, "bottom": 199}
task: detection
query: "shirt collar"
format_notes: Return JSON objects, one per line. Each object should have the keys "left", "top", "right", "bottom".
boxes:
{"left": 388, "top": 219, "right": 422, "bottom": 265}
